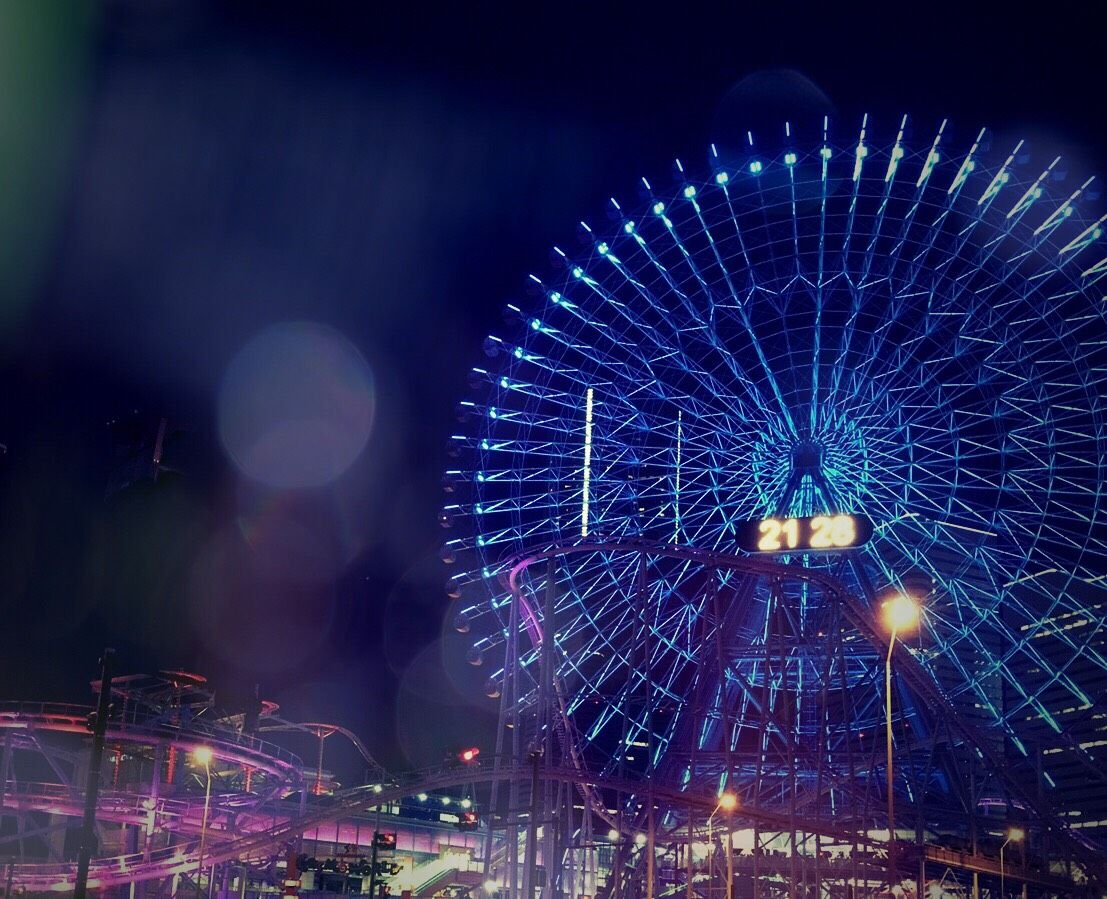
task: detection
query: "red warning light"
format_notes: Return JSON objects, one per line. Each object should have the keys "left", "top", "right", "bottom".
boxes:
{"left": 459, "top": 747, "right": 480, "bottom": 763}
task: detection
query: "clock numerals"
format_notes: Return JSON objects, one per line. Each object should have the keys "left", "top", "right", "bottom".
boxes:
{"left": 744, "top": 514, "right": 869, "bottom": 553}
{"left": 756, "top": 518, "right": 802, "bottom": 551}
{"left": 757, "top": 518, "right": 782, "bottom": 551}
{"left": 810, "top": 515, "right": 857, "bottom": 548}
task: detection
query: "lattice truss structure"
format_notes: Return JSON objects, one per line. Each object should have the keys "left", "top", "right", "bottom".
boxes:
{"left": 442, "top": 116, "right": 1107, "bottom": 878}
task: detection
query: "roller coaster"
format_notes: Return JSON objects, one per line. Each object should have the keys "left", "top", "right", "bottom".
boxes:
{"left": 0, "top": 671, "right": 391, "bottom": 894}
{"left": 0, "top": 553, "right": 1102, "bottom": 898}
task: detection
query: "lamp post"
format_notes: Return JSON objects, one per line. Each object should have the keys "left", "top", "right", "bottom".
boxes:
{"left": 706, "top": 793, "right": 738, "bottom": 899}
{"left": 193, "top": 746, "right": 214, "bottom": 898}
{"left": 999, "top": 827, "right": 1025, "bottom": 899}
{"left": 880, "top": 593, "right": 921, "bottom": 892}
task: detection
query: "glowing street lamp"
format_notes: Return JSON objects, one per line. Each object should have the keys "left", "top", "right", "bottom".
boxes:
{"left": 707, "top": 792, "right": 738, "bottom": 899}
{"left": 1000, "top": 827, "right": 1025, "bottom": 899}
{"left": 880, "top": 593, "right": 921, "bottom": 887}
{"left": 193, "top": 746, "right": 214, "bottom": 897}
{"left": 882, "top": 593, "right": 922, "bottom": 635}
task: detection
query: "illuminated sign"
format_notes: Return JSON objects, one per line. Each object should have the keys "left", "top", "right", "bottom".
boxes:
{"left": 736, "top": 514, "right": 873, "bottom": 554}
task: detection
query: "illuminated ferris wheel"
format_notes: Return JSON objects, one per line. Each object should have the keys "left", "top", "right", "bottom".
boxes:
{"left": 442, "top": 117, "right": 1107, "bottom": 795}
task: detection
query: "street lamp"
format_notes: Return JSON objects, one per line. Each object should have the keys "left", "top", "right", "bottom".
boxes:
{"left": 999, "top": 827, "right": 1025, "bottom": 899}
{"left": 707, "top": 793, "right": 738, "bottom": 899}
{"left": 880, "top": 593, "right": 921, "bottom": 889}
{"left": 193, "top": 746, "right": 214, "bottom": 898}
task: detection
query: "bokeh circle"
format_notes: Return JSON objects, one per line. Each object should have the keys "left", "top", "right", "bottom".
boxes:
{"left": 219, "top": 322, "right": 375, "bottom": 489}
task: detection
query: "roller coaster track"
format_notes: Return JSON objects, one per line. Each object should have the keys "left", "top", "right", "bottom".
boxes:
{"left": 6, "top": 758, "right": 1090, "bottom": 893}
{"left": 2, "top": 759, "right": 882, "bottom": 892}
{"left": 2, "top": 694, "right": 849, "bottom": 891}
{"left": 0, "top": 781, "right": 285, "bottom": 842}
{"left": 0, "top": 702, "right": 303, "bottom": 783}
{"left": 502, "top": 542, "right": 1107, "bottom": 885}
{"left": 257, "top": 721, "right": 389, "bottom": 784}
{"left": 0, "top": 546, "right": 1101, "bottom": 892}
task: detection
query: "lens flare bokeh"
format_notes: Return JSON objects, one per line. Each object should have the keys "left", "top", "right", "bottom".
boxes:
{"left": 218, "top": 322, "right": 375, "bottom": 489}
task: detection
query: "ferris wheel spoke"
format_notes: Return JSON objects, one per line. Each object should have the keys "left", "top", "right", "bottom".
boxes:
{"left": 615, "top": 225, "right": 785, "bottom": 432}
{"left": 880, "top": 516, "right": 1100, "bottom": 721}
{"left": 866, "top": 543, "right": 1042, "bottom": 745}
{"left": 593, "top": 258, "right": 781, "bottom": 439}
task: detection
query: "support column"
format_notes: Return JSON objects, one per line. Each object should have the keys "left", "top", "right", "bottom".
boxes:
{"left": 613, "top": 809, "right": 623, "bottom": 899}
{"left": 508, "top": 582, "right": 522, "bottom": 899}
{"left": 75, "top": 650, "right": 115, "bottom": 899}
{"left": 687, "top": 808, "right": 694, "bottom": 899}
{"left": 540, "top": 556, "right": 557, "bottom": 899}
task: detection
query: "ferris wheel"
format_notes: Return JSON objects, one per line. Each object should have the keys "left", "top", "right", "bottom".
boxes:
{"left": 442, "top": 117, "right": 1107, "bottom": 798}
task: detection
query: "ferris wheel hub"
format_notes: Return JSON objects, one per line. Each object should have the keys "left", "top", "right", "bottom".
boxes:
{"left": 789, "top": 440, "right": 825, "bottom": 476}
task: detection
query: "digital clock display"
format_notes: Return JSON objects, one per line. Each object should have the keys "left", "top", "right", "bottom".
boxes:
{"left": 736, "top": 514, "right": 873, "bottom": 554}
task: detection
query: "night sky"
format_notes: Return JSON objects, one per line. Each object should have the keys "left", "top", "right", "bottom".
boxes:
{"left": 0, "top": 1, "right": 1103, "bottom": 779}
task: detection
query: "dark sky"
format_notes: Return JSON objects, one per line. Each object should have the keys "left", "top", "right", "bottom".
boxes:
{"left": 0, "top": 0, "right": 1103, "bottom": 777}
